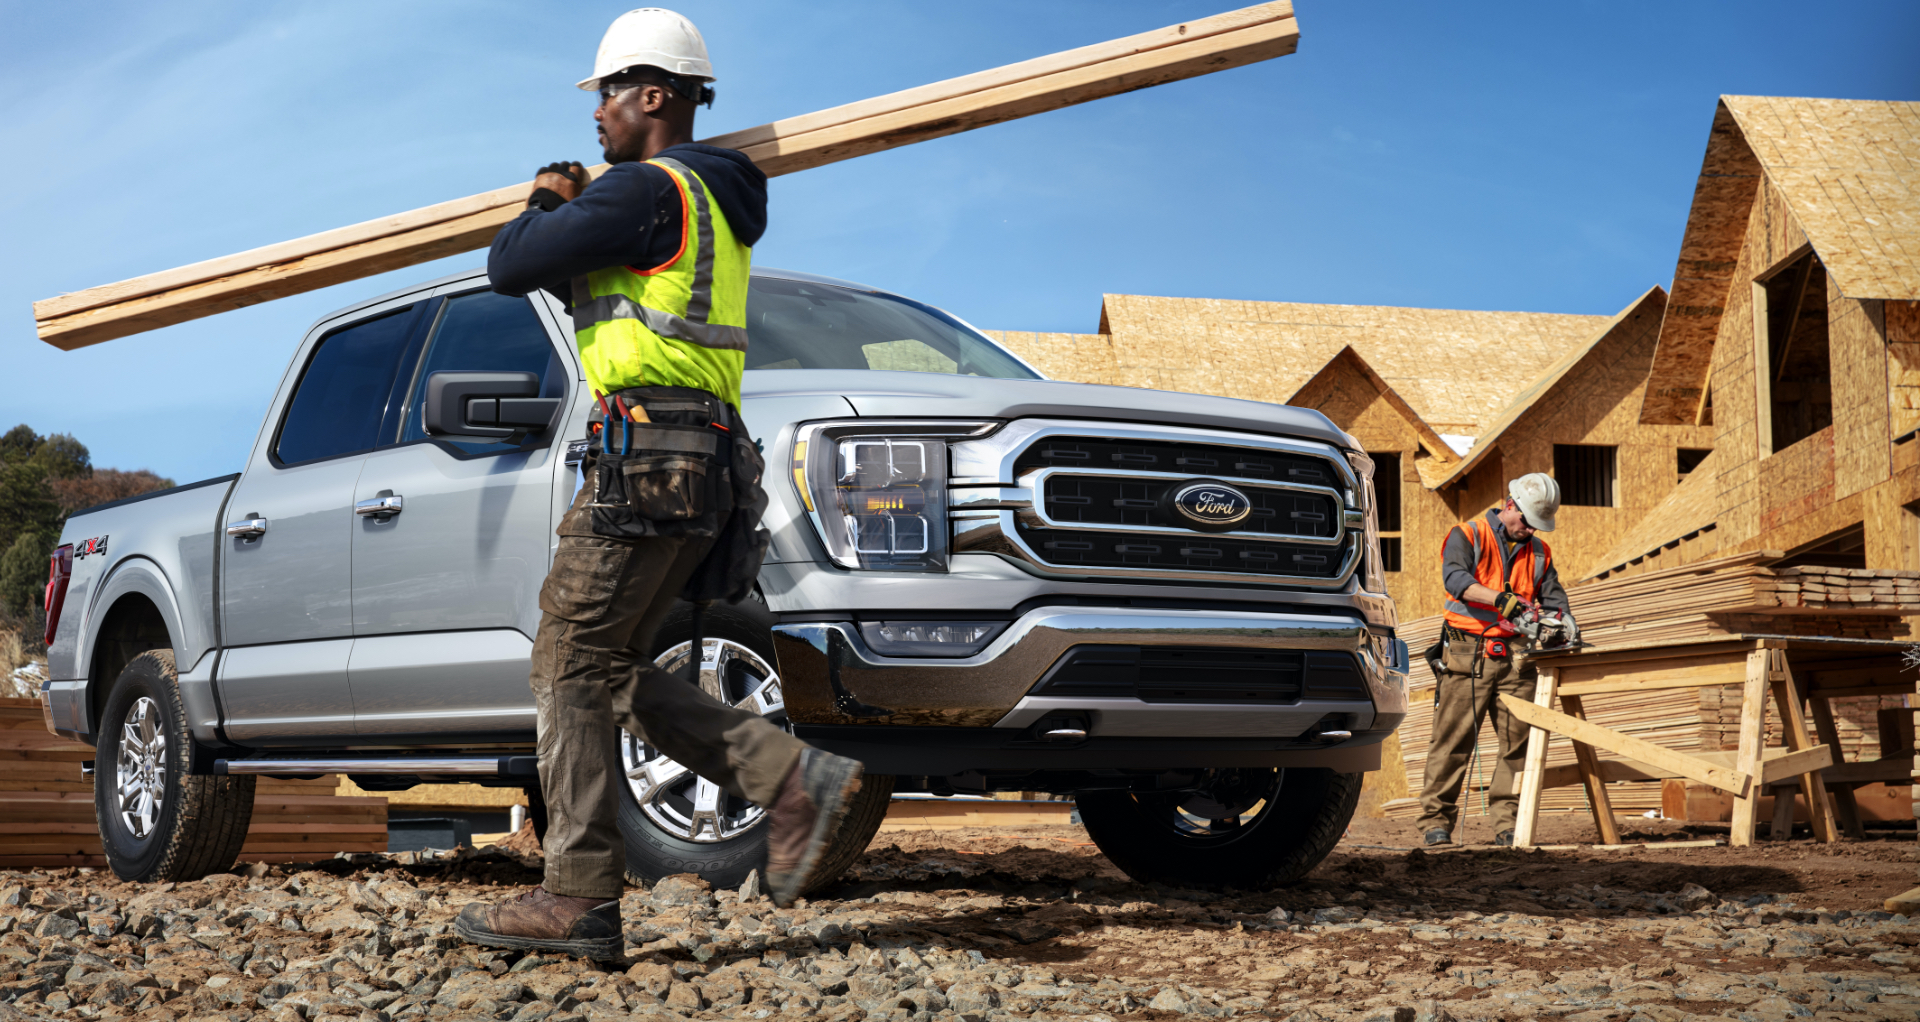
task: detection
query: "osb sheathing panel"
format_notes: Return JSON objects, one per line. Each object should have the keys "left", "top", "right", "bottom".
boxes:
{"left": 1092, "top": 295, "right": 1608, "bottom": 435}
{"left": 1884, "top": 301, "right": 1920, "bottom": 438}
{"left": 1581, "top": 449, "right": 1723, "bottom": 581}
{"left": 1831, "top": 292, "right": 1891, "bottom": 501}
{"left": 1428, "top": 292, "right": 1715, "bottom": 581}
{"left": 1723, "top": 96, "right": 1920, "bottom": 302}
{"left": 1434, "top": 289, "right": 1667, "bottom": 489}
{"left": 1706, "top": 177, "right": 1811, "bottom": 551}
{"left": 1758, "top": 426, "right": 1837, "bottom": 538}
{"left": 982, "top": 332, "right": 1115, "bottom": 383}
{"left": 1642, "top": 102, "right": 1765, "bottom": 425}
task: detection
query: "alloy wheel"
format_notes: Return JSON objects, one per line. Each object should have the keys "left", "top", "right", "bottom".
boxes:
{"left": 620, "top": 638, "right": 787, "bottom": 843}
{"left": 116, "top": 696, "right": 167, "bottom": 839}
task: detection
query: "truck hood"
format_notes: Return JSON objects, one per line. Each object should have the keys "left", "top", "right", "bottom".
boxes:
{"left": 742, "top": 370, "right": 1356, "bottom": 449}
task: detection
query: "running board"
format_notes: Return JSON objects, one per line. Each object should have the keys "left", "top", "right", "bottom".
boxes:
{"left": 214, "top": 755, "right": 538, "bottom": 778}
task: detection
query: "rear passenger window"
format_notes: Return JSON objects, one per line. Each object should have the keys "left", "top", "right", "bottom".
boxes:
{"left": 276, "top": 306, "right": 418, "bottom": 464}
{"left": 399, "top": 291, "right": 567, "bottom": 455}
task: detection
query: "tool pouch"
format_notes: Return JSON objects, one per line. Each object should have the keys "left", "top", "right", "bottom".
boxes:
{"left": 586, "top": 423, "right": 723, "bottom": 540}
{"left": 682, "top": 405, "right": 773, "bottom": 605}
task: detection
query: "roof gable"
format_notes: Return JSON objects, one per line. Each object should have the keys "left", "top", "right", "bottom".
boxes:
{"left": 1433, "top": 286, "right": 1669, "bottom": 489}
{"left": 1283, "top": 345, "right": 1462, "bottom": 465}
{"left": 1096, "top": 294, "right": 1609, "bottom": 434}
{"left": 1641, "top": 95, "right": 1920, "bottom": 425}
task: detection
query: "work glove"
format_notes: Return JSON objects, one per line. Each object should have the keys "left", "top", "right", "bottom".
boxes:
{"left": 1493, "top": 591, "right": 1531, "bottom": 621}
{"left": 528, "top": 161, "right": 588, "bottom": 212}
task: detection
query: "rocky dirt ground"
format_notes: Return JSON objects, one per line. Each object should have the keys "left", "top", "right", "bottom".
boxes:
{"left": 2, "top": 813, "right": 1918, "bottom": 1022}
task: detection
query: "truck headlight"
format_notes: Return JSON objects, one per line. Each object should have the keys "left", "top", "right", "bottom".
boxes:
{"left": 1345, "top": 450, "right": 1389, "bottom": 595}
{"left": 792, "top": 421, "right": 996, "bottom": 572}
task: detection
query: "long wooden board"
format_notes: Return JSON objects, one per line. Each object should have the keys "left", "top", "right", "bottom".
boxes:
{"left": 34, "top": 3, "right": 1300, "bottom": 350}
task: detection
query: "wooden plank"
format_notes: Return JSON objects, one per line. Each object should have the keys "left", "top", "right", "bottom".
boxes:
{"left": 1757, "top": 744, "right": 1836, "bottom": 785}
{"left": 1807, "top": 694, "right": 1866, "bottom": 838}
{"left": 1513, "top": 667, "right": 1558, "bottom": 849}
{"left": 33, "top": 3, "right": 1302, "bottom": 350}
{"left": 1770, "top": 651, "right": 1838, "bottom": 842}
{"left": 1498, "top": 694, "right": 1750, "bottom": 795}
{"left": 1729, "top": 650, "right": 1771, "bottom": 847}
{"left": 1558, "top": 693, "right": 1622, "bottom": 845}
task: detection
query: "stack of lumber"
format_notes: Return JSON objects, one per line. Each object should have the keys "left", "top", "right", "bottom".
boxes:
{"left": 0, "top": 697, "right": 385, "bottom": 868}
{"left": 1568, "top": 551, "right": 1918, "bottom": 648}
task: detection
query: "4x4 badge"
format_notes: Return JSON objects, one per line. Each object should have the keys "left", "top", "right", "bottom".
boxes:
{"left": 1170, "top": 481, "right": 1251, "bottom": 531}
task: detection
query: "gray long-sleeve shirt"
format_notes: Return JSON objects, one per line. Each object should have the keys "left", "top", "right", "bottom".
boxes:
{"left": 1441, "top": 509, "right": 1570, "bottom": 615}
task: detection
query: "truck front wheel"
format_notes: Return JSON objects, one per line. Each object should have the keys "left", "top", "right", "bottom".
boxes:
{"left": 616, "top": 608, "right": 891, "bottom": 892}
{"left": 1076, "top": 767, "right": 1361, "bottom": 891}
{"left": 95, "top": 650, "right": 256, "bottom": 881}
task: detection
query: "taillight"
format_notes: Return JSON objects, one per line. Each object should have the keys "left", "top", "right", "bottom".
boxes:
{"left": 44, "top": 544, "right": 73, "bottom": 648}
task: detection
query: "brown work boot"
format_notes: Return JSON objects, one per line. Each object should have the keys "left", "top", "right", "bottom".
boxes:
{"left": 765, "top": 747, "right": 864, "bottom": 907}
{"left": 453, "top": 886, "right": 621, "bottom": 960}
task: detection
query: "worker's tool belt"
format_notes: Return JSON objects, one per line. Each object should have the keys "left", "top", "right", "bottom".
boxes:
{"left": 1442, "top": 624, "right": 1513, "bottom": 660}
{"left": 585, "top": 386, "right": 732, "bottom": 541}
{"left": 579, "top": 386, "right": 772, "bottom": 605}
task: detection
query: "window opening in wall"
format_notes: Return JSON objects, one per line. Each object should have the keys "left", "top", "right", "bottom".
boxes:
{"left": 1368, "top": 451, "right": 1403, "bottom": 572}
{"left": 1774, "top": 522, "right": 1866, "bottom": 570}
{"left": 1759, "top": 249, "right": 1832, "bottom": 454}
{"left": 1553, "top": 444, "right": 1617, "bottom": 508}
{"left": 1677, "top": 448, "right": 1712, "bottom": 479}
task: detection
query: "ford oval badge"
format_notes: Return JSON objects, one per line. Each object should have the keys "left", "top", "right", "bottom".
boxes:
{"left": 1170, "top": 481, "right": 1253, "bottom": 531}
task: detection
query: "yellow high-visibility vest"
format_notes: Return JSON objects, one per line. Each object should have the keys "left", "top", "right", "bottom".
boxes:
{"left": 570, "top": 157, "right": 750, "bottom": 407}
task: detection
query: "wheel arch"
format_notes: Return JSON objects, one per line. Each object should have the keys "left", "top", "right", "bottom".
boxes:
{"left": 83, "top": 569, "right": 181, "bottom": 738}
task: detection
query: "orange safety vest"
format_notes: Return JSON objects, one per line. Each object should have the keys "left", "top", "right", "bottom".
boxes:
{"left": 1441, "top": 512, "right": 1552, "bottom": 638}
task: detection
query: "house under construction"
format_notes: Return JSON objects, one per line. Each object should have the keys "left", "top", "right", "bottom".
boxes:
{"left": 990, "top": 94, "right": 1920, "bottom": 823}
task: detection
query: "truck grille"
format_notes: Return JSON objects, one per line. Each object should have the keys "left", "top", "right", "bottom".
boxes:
{"left": 1032, "top": 646, "right": 1367, "bottom": 704}
{"left": 1013, "top": 524, "right": 1345, "bottom": 578}
{"left": 1038, "top": 475, "right": 1339, "bottom": 540}
{"left": 1011, "top": 435, "right": 1349, "bottom": 582}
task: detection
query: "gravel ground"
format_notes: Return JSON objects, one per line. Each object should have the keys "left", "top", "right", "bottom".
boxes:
{"left": 2, "top": 814, "right": 1917, "bottom": 1022}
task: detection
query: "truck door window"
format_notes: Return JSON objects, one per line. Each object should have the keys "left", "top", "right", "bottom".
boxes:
{"left": 275, "top": 305, "right": 419, "bottom": 465}
{"left": 398, "top": 291, "right": 566, "bottom": 455}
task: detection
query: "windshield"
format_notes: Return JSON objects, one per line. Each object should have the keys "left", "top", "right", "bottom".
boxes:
{"left": 744, "top": 275, "right": 1041, "bottom": 380}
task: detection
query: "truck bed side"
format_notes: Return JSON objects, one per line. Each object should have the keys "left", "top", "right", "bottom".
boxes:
{"left": 44, "top": 474, "right": 238, "bottom": 739}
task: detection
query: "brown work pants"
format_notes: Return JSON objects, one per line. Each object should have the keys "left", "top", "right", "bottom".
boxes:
{"left": 1416, "top": 638, "right": 1535, "bottom": 835}
{"left": 532, "top": 485, "right": 806, "bottom": 900}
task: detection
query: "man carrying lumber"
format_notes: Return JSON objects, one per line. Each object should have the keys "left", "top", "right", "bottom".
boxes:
{"left": 1418, "top": 473, "right": 1574, "bottom": 847}
{"left": 452, "top": 8, "right": 865, "bottom": 960}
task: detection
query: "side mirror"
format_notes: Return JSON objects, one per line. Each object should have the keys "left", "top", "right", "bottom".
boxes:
{"left": 423, "top": 371, "right": 561, "bottom": 439}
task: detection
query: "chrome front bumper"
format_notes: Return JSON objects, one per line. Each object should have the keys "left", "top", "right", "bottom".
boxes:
{"left": 769, "top": 605, "right": 1409, "bottom": 737}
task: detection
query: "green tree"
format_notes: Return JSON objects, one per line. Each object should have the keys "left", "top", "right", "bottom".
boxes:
{"left": 0, "top": 527, "right": 48, "bottom": 619}
{"left": 0, "top": 425, "right": 92, "bottom": 557}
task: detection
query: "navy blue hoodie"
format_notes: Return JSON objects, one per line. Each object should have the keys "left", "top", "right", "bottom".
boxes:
{"left": 488, "top": 143, "right": 767, "bottom": 304}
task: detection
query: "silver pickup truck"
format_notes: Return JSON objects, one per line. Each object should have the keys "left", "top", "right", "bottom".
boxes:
{"left": 40, "top": 266, "right": 1407, "bottom": 893}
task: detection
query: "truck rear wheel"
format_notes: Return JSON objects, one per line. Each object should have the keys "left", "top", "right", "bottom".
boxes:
{"left": 95, "top": 650, "right": 256, "bottom": 882}
{"left": 1076, "top": 767, "right": 1360, "bottom": 891}
{"left": 616, "top": 607, "right": 890, "bottom": 892}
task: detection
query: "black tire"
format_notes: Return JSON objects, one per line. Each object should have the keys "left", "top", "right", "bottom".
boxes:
{"left": 95, "top": 650, "right": 255, "bottom": 882}
{"left": 616, "top": 605, "right": 891, "bottom": 893}
{"left": 1076, "top": 767, "right": 1361, "bottom": 891}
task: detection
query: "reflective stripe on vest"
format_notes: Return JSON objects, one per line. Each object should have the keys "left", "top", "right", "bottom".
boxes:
{"left": 1441, "top": 513, "right": 1550, "bottom": 637}
{"left": 568, "top": 157, "right": 751, "bottom": 406}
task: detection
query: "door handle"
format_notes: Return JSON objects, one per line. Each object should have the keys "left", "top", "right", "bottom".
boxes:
{"left": 355, "top": 495, "right": 405, "bottom": 518}
{"left": 225, "top": 517, "right": 268, "bottom": 538}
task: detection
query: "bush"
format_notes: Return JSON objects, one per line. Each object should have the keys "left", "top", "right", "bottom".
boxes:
{"left": 0, "top": 528, "right": 49, "bottom": 619}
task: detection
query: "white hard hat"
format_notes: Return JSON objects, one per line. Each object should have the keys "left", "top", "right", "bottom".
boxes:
{"left": 1508, "top": 472, "right": 1560, "bottom": 532}
{"left": 578, "top": 8, "right": 714, "bottom": 91}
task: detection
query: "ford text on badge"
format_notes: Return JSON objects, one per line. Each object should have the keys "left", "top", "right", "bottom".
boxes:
{"left": 1171, "top": 481, "right": 1252, "bottom": 529}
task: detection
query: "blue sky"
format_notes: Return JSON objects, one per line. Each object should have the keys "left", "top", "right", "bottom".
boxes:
{"left": 4, "top": 1, "right": 1915, "bottom": 483}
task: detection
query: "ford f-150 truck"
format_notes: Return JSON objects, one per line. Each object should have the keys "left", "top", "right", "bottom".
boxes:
{"left": 40, "top": 266, "right": 1408, "bottom": 892}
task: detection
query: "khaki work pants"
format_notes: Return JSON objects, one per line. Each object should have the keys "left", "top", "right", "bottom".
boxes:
{"left": 532, "top": 484, "right": 807, "bottom": 900}
{"left": 1416, "top": 638, "right": 1536, "bottom": 835}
